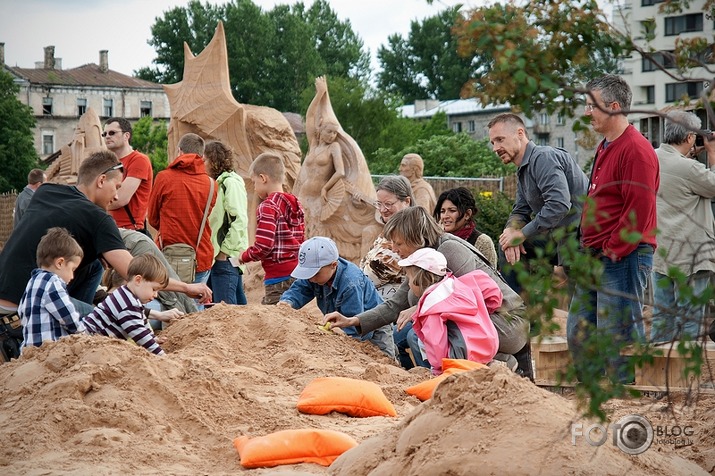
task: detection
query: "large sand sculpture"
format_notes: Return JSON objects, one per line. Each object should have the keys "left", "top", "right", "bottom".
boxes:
{"left": 45, "top": 107, "right": 106, "bottom": 184}
{"left": 294, "top": 76, "right": 381, "bottom": 263}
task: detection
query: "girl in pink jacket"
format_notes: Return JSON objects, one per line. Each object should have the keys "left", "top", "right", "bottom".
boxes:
{"left": 399, "top": 248, "right": 501, "bottom": 375}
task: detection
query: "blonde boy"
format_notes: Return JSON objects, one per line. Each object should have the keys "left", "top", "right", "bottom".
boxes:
{"left": 19, "top": 227, "right": 87, "bottom": 350}
{"left": 83, "top": 254, "right": 180, "bottom": 355}
{"left": 239, "top": 153, "right": 305, "bottom": 304}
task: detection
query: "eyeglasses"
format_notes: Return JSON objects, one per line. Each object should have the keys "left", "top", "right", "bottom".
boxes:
{"left": 584, "top": 101, "right": 616, "bottom": 113}
{"left": 100, "top": 163, "right": 123, "bottom": 175}
{"left": 375, "top": 200, "right": 399, "bottom": 210}
{"left": 101, "top": 130, "right": 125, "bottom": 137}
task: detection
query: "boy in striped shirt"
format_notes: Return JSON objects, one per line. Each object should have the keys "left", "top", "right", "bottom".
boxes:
{"left": 83, "top": 254, "right": 178, "bottom": 355}
{"left": 19, "top": 227, "right": 87, "bottom": 351}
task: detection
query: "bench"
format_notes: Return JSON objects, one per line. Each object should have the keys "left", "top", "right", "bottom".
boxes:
{"left": 622, "top": 341, "right": 715, "bottom": 389}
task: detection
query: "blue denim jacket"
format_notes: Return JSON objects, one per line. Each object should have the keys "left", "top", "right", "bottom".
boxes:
{"left": 280, "top": 257, "right": 382, "bottom": 339}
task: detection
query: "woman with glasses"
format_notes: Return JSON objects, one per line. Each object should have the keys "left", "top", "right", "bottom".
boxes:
{"left": 359, "top": 175, "right": 415, "bottom": 368}
{"left": 433, "top": 187, "right": 497, "bottom": 267}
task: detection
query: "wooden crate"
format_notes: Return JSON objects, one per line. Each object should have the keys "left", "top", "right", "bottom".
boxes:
{"left": 622, "top": 341, "right": 715, "bottom": 388}
{"left": 532, "top": 336, "right": 571, "bottom": 384}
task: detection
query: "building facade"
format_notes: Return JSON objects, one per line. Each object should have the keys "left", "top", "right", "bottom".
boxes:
{"left": 616, "top": 0, "right": 713, "bottom": 146}
{"left": 400, "top": 99, "right": 597, "bottom": 167}
{"left": 2, "top": 44, "right": 170, "bottom": 158}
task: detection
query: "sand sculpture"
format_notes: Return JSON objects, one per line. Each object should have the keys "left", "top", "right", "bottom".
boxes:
{"left": 163, "top": 22, "right": 301, "bottom": 196}
{"left": 44, "top": 107, "right": 106, "bottom": 184}
{"left": 294, "top": 76, "right": 381, "bottom": 263}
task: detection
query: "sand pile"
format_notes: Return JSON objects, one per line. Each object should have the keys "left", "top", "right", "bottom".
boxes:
{"left": 0, "top": 302, "right": 712, "bottom": 475}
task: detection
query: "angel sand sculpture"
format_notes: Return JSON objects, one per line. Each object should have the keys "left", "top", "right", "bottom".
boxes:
{"left": 163, "top": 22, "right": 302, "bottom": 236}
{"left": 44, "top": 107, "right": 106, "bottom": 183}
{"left": 293, "top": 76, "right": 381, "bottom": 263}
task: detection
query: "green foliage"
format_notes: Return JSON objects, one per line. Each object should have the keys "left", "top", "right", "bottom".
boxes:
{"left": 454, "top": 0, "right": 624, "bottom": 116}
{"left": 139, "top": 0, "right": 369, "bottom": 112}
{"left": 0, "top": 69, "right": 39, "bottom": 193}
{"left": 473, "top": 191, "right": 514, "bottom": 244}
{"left": 369, "top": 133, "right": 516, "bottom": 178}
{"left": 131, "top": 117, "right": 168, "bottom": 175}
{"left": 377, "top": 6, "right": 473, "bottom": 103}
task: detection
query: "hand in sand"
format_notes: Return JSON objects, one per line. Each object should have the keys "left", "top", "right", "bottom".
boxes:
{"left": 186, "top": 283, "right": 212, "bottom": 303}
{"left": 324, "top": 311, "right": 359, "bottom": 329}
{"left": 152, "top": 308, "right": 184, "bottom": 322}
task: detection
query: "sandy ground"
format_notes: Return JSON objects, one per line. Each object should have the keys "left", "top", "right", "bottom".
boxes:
{"left": 0, "top": 268, "right": 713, "bottom": 475}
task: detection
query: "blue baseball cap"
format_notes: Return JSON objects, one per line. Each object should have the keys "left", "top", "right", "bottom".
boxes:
{"left": 291, "top": 237, "right": 339, "bottom": 279}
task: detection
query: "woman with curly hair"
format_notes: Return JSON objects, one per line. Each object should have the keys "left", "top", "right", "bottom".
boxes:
{"left": 433, "top": 187, "right": 497, "bottom": 267}
{"left": 203, "top": 141, "right": 249, "bottom": 304}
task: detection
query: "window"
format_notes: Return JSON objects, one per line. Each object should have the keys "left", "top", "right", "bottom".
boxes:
{"left": 665, "top": 13, "right": 703, "bottom": 36}
{"left": 665, "top": 81, "right": 703, "bottom": 102}
{"left": 536, "top": 134, "right": 549, "bottom": 146}
{"left": 453, "top": 122, "right": 462, "bottom": 133}
{"left": 642, "top": 51, "right": 676, "bottom": 72}
{"left": 641, "top": 0, "right": 664, "bottom": 5}
{"left": 77, "top": 98, "right": 87, "bottom": 117}
{"left": 556, "top": 137, "right": 565, "bottom": 148}
{"left": 644, "top": 86, "right": 655, "bottom": 104}
{"left": 556, "top": 114, "right": 564, "bottom": 126}
{"left": 539, "top": 113, "right": 550, "bottom": 125}
{"left": 140, "top": 100, "right": 152, "bottom": 118}
{"left": 42, "top": 97, "right": 53, "bottom": 115}
{"left": 103, "top": 98, "right": 114, "bottom": 117}
{"left": 467, "top": 120, "right": 475, "bottom": 133}
{"left": 42, "top": 132, "right": 54, "bottom": 155}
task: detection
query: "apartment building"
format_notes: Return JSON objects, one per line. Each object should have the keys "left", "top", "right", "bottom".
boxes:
{"left": 400, "top": 99, "right": 597, "bottom": 167}
{"left": 616, "top": 0, "right": 713, "bottom": 145}
{"left": 1, "top": 44, "right": 169, "bottom": 158}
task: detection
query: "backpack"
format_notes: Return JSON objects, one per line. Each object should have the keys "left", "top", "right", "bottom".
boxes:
{"left": 0, "top": 313, "right": 23, "bottom": 362}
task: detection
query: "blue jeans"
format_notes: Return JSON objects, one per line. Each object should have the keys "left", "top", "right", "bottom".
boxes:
{"left": 567, "top": 244, "right": 652, "bottom": 383}
{"left": 651, "top": 271, "right": 710, "bottom": 342}
{"left": 67, "top": 259, "right": 104, "bottom": 305}
{"left": 208, "top": 260, "right": 247, "bottom": 305}
{"left": 394, "top": 321, "right": 429, "bottom": 369}
{"left": 194, "top": 270, "right": 210, "bottom": 311}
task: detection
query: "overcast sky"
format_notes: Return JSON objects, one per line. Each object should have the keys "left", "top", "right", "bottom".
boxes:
{"left": 0, "top": 0, "right": 481, "bottom": 76}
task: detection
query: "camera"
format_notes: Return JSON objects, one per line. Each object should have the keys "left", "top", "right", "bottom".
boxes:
{"left": 696, "top": 129, "right": 713, "bottom": 147}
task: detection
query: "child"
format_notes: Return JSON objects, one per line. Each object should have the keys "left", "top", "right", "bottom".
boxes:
{"left": 278, "top": 237, "right": 395, "bottom": 359}
{"left": 398, "top": 248, "right": 501, "bottom": 375}
{"left": 83, "top": 254, "right": 177, "bottom": 355}
{"left": 239, "top": 152, "right": 305, "bottom": 304}
{"left": 19, "top": 227, "right": 87, "bottom": 351}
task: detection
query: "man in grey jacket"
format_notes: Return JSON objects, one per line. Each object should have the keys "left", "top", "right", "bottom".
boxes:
{"left": 13, "top": 169, "right": 46, "bottom": 228}
{"left": 652, "top": 111, "right": 715, "bottom": 342}
{"left": 488, "top": 113, "right": 588, "bottom": 294}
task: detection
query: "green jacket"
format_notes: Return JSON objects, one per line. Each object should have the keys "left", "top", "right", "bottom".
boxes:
{"left": 209, "top": 171, "right": 249, "bottom": 269}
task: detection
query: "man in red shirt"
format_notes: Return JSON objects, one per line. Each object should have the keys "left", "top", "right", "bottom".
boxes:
{"left": 148, "top": 133, "right": 217, "bottom": 286}
{"left": 567, "top": 74, "right": 659, "bottom": 384}
{"left": 104, "top": 117, "right": 153, "bottom": 235}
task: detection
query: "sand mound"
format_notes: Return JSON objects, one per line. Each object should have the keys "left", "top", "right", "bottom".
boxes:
{"left": 331, "top": 368, "right": 707, "bottom": 475}
{"left": 0, "top": 302, "right": 712, "bottom": 475}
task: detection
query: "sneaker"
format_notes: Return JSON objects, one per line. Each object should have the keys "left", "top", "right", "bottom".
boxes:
{"left": 491, "top": 353, "right": 518, "bottom": 372}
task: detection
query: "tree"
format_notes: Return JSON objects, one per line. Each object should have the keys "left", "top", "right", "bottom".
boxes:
{"left": 370, "top": 133, "right": 515, "bottom": 177}
{"left": 135, "top": 0, "right": 225, "bottom": 83}
{"left": 377, "top": 6, "right": 474, "bottom": 103}
{"left": 138, "top": 0, "right": 370, "bottom": 112}
{"left": 131, "top": 117, "right": 168, "bottom": 175}
{"left": 0, "top": 70, "right": 39, "bottom": 193}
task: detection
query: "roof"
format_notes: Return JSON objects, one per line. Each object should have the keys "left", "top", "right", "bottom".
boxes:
{"left": 7, "top": 63, "right": 162, "bottom": 89}
{"left": 399, "top": 98, "right": 512, "bottom": 119}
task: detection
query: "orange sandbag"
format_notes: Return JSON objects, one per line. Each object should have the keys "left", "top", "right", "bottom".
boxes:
{"left": 233, "top": 429, "right": 358, "bottom": 468}
{"left": 405, "top": 359, "right": 486, "bottom": 401}
{"left": 297, "top": 376, "right": 397, "bottom": 417}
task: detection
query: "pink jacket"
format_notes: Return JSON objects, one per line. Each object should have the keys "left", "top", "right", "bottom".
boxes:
{"left": 412, "top": 270, "right": 501, "bottom": 374}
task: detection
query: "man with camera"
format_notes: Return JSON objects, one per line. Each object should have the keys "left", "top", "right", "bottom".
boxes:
{"left": 651, "top": 110, "right": 715, "bottom": 343}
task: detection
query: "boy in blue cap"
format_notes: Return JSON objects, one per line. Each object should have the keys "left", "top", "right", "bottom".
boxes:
{"left": 278, "top": 236, "right": 396, "bottom": 359}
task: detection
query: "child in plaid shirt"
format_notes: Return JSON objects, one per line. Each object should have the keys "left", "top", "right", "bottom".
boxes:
{"left": 239, "top": 153, "right": 305, "bottom": 304}
{"left": 19, "top": 227, "right": 87, "bottom": 351}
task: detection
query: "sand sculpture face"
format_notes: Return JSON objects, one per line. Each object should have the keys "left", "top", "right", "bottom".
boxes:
{"left": 293, "top": 76, "right": 381, "bottom": 264}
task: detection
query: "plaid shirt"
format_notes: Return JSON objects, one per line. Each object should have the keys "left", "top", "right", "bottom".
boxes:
{"left": 19, "top": 268, "right": 87, "bottom": 350}
{"left": 83, "top": 285, "right": 164, "bottom": 355}
{"left": 241, "top": 192, "right": 305, "bottom": 280}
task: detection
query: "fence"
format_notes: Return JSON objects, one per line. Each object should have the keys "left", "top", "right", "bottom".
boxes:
{"left": 0, "top": 192, "right": 17, "bottom": 250}
{"left": 371, "top": 174, "right": 517, "bottom": 200}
